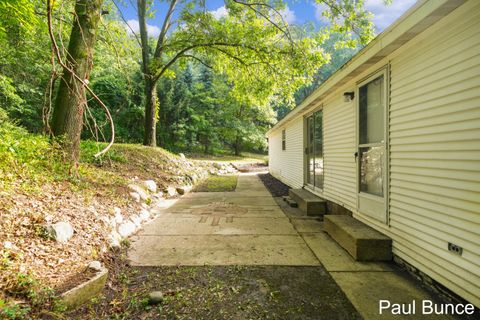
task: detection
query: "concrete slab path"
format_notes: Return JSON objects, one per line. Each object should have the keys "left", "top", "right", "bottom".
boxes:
{"left": 128, "top": 173, "right": 457, "bottom": 319}
{"left": 128, "top": 173, "right": 320, "bottom": 266}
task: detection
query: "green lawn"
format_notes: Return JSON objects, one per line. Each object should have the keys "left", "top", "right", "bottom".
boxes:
{"left": 193, "top": 175, "right": 238, "bottom": 192}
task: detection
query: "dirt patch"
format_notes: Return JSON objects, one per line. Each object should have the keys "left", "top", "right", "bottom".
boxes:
{"left": 66, "top": 250, "right": 361, "bottom": 319}
{"left": 234, "top": 162, "right": 268, "bottom": 173}
{"left": 258, "top": 173, "right": 290, "bottom": 197}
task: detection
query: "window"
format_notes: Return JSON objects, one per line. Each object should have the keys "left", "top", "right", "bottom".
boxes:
{"left": 282, "top": 129, "right": 286, "bottom": 150}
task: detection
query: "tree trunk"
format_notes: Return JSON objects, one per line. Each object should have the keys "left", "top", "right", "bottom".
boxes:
{"left": 143, "top": 77, "right": 157, "bottom": 146}
{"left": 51, "top": 0, "right": 103, "bottom": 162}
{"left": 234, "top": 134, "right": 241, "bottom": 156}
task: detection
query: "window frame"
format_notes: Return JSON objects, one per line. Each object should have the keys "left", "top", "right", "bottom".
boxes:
{"left": 281, "top": 129, "right": 286, "bottom": 151}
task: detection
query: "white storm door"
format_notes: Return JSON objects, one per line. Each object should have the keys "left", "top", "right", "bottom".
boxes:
{"left": 357, "top": 71, "right": 387, "bottom": 223}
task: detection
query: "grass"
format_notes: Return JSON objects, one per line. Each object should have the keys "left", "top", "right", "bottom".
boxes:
{"left": 193, "top": 175, "right": 238, "bottom": 192}
{"left": 186, "top": 152, "right": 267, "bottom": 164}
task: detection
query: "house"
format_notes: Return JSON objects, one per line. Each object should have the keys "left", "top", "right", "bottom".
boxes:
{"left": 266, "top": 0, "right": 479, "bottom": 307}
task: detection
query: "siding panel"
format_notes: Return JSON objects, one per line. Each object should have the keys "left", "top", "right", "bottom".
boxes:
{"left": 323, "top": 96, "right": 357, "bottom": 211}
{"left": 268, "top": 118, "right": 304, "bottom": 188}
{"left": 388, "top": 0, "right": 480, "bottom": 306}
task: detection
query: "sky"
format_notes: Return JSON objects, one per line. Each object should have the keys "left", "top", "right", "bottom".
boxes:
{"left": 117, "top": 0, "right": 417, "bottom": 38}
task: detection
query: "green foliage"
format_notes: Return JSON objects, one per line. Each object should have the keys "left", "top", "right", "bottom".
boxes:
{"left": 0, "top": 111, "right": 70, "bottom": 191}
{"left": 0, "top": 299, "right": 31, "bottom": 320}
{"left": 157, "top": 63, "right": 274, "bottom": 154}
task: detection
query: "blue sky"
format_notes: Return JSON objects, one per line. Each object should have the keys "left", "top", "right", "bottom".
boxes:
{"left": 117, "top": 0, "right": 417, "bottom": 37}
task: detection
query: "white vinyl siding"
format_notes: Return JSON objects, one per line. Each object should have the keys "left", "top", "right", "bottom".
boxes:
{"left": 268, "top": 117, "right": 304, "bottom": 188}
{"left": 323, "top": 95, "right": 357, "bottom": 211}
{"left": 267, "top": 0, "right": 479, "bottom": 307}
{"left": 386, "top": 0, "right": 480, "bottom": 306}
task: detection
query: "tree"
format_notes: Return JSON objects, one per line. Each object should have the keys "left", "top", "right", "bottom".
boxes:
{"left": 136, "top": 0, "right": 374, "bottom": 147}
{"left": 49, "top": 0, "right": 104, "bottom": 162}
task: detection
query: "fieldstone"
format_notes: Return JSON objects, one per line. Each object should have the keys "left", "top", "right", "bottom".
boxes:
{"left": 108, "top": 231, "right": 121, "bottom": 249}
{"left": 130, "top": 215, "right": 142, "bottom": 227}
{"left": 3, "top": 241, "right": 13, "bottom": 250}
{"left": 226, "top": 166, "right": 235, "bottom": 173}
{"left": 213, "top": 162, "right": 222, "bottom": 169}
{"left": 88, "top": 261, "right": 102, "bottom": 272}
{"left": 139, "top": 209, "right": 150, "bottom": 221}
{"left": 108, "top": 217, "right": 117, "bottom": 229}
{"left": 129, "top": 192, "right": 141, "bottom": 202}
{"left": 44, "top": 222, "right": 74, "bottom": 243}
{"left": 176, "top": 185, "right": 192, "bottom": 195}
{"left": 118, "top": 221, "right": 136, "bottom": 238}
{"left": 147, "top": 291, "right": 164, "bottom": 305}
{"left": 114, "top": 211, "right": 123, "bottom": 224}
{"left": 128, "top": 184, "right": 149, "bottom": 201}
{"left": 143, "top": 180, "right": 157, "bottom": 193}
{"left": 179, "top": 153, "right": 186, "bottom": 160}
{"left": 164, "top": 186, "right": 177, "bottom": 198}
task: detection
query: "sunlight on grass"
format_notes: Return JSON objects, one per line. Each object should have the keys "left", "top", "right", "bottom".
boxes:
{"left": 188, "top": 152, "right": 267, "bottom": 164}
{"left": 193, "top": 175, "right": 238, "bottom": 192}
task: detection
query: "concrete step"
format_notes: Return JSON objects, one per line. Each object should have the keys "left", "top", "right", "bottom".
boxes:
{"left": 289, "top": 189, "right": 326, "bottom": 216}
{"left": 324, "top": 215, "right": 392, "bottom": 261}
{"left": 285, "top": 197, "right": 298, "bottom": 208}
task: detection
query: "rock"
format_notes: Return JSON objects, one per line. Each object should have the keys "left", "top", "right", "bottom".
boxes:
{"left": 108, "top": 217, "right": 117, "bottom": 229}
{"left": 179, "top": 153, "right": 186, "bottom": 160}
{"left": 88, "top": 261, "right": 102, "bottom": 272}
{"left": 44, "top": 222, "right": 74, "bottom": 243}
{"left": 147, "top": 291, "right": 164, "bottom": 305}
{"left": 108, "top": 231, "right": 121, "bottom": 249}
{"left": 130, "top": 215, "right": 142, "bottom": 227}
{"left": 129, "top": 192, "right": 140, "bottom": 202}
{"left": 143, "top": 180, "right": 157, "bottom": 193}
{"left": 128, "top": 184, "right": 149, "bottom": 201}
{"left": 164, "top": 186, "right": 177, "bottom": 198}
{"left": 118, "top": 221, "right": 136, "bottom": 238}
{"left": 226, "top": 166, "right": 235, "bottom": 173}
{"left": 213, "top": 162, "right": 222, "bottom": 169}
{"left": 114, "top": 211, "right": 123, "bottom": 224}
{"left": 176, "top": 185, "right": 192, "bottom": 195}
{"left": 3, "top": 241, "right": 13, "bottom": 250}
{"left": 139, "top": 209, "right": 150, "bottom": 221}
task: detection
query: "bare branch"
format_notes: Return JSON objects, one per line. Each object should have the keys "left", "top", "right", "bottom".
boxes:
{"left": 153, "top": 0, "right": 179, "bottom": 59}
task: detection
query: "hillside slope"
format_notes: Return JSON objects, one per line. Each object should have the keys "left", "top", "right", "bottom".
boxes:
{"left": 0, "top": 116, "right": 224, "bottom": 315}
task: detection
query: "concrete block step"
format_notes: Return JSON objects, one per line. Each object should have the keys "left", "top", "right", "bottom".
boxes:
{"left": 324, "top": 215, "right": 392, "bottom": 261}
{"left": 289, "top": 189, "right": 326, "bottom": 216}
{"left": 285, "top": 197, "right": 298, "bottom": 208}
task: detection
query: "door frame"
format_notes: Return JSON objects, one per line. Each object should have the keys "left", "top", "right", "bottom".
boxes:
{"left": 355, "top": 66, "right": 390, "bottom": 225}
{"left": 303, "top": 106, "right": 324, "bottom": 194}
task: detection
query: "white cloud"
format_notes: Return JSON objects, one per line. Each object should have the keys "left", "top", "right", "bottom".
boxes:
{"left": 365, "top": 0, "right": 416, "bottom": 31}
{"left": 312, "top": 2, "right": 330, "bottom": 25}
{"left": 210, "top": 6, "right": 228, "bottom": 20}
{"left": 278, "top": 6, "right": 296, "bottom": 24}
{"left": 125, "top": 19, "right": 161, "bottom": 38}
{"left": 312, "top": 0, "right": 415, "bottom": 32}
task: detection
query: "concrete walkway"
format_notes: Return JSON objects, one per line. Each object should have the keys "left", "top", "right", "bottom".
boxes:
{"left": 128, "top": 173, "right": 319, "bottom": 266}
{"left": 128, "top": 173, "right": 456, "bottom": 319}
